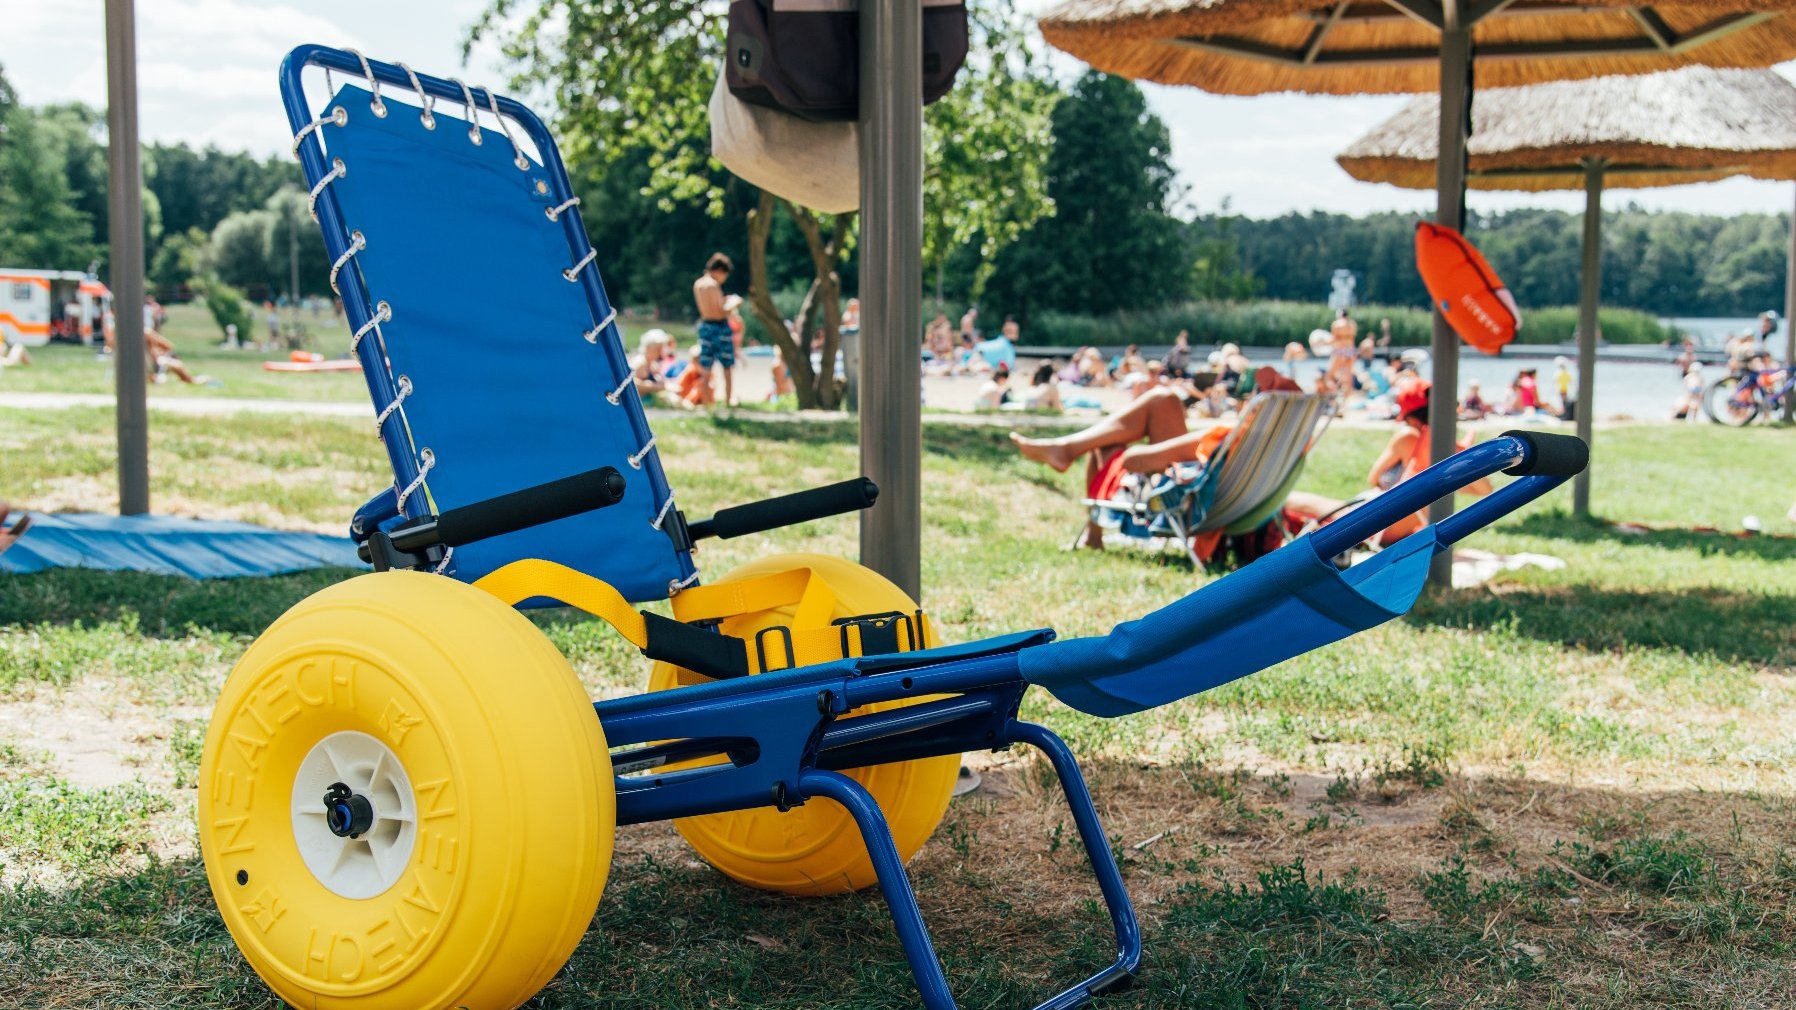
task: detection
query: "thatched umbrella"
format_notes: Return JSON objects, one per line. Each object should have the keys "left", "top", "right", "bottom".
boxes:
{"left": 1338, "top": 66, "right": 1796, "bottom": 514}
{"left": 1040, "top": 0, "right": 1796, "bottom": 581}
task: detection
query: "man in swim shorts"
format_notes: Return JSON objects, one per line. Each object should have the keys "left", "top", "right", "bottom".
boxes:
{"left": 692, "top": 252, "right": 736, "bottom": 407}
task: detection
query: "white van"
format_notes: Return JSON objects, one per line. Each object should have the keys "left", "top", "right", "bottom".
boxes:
{"left": 0, "top": 268, "right": 113, "bottom": 347}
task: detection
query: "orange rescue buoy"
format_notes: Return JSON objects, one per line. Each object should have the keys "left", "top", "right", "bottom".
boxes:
{"left": 1414, "top": 222, "right": 1520, "bottom": 355}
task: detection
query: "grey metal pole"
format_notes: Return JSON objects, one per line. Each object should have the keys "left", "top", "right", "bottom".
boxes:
{"left": 106, "top": 0, "right": 149, "bottom": 515}
{"left": 1426, "top": 23, "right": 1470, "bottom": 586}
{"left": 1785, "top": 183, "right": 1795, "bottom": 423}
{"left": 1572, "top": 161, "right": 1603, "bottom": 516}
{"left": 858, "top": 0, "right": 924, "bottom": 598}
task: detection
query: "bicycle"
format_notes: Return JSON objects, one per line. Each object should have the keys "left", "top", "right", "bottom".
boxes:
{"left": 1706, "top": 363, "right": 1794, "bottom": 426}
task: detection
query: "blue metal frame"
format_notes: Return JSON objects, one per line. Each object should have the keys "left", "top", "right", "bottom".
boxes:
{"left": 591, "top": 432, "right": 1567, "bottom": 1008}
{"left": 277, "top": 46, "right": 681, "bottom": 559}
{"left": 277, "top": 46, "right": 1577, "bottom": 1007}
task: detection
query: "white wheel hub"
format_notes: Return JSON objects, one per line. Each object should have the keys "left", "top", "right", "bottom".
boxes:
{"left": 291, "top": 730, "right": 417, "bottom": 899}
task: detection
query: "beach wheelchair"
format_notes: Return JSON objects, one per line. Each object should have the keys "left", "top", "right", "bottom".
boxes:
{"left": 195, "top": 45, "right": 1591, "bottom": 1010}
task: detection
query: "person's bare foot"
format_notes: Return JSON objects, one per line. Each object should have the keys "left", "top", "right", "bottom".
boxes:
{"left": 1009, "top": 431, "right": 1074, "bottom": 472}
{"left": 1079, "top": 523, "right": 1106, "bottom": 550}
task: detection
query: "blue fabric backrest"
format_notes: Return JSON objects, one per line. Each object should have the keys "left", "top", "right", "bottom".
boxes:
{"left": 319, "top": 84, "right": 693, "bottom": 602}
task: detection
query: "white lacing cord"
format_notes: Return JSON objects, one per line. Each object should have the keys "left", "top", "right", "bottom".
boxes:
{"left": 584, "top": 306, "right": 617, "bottom": 344}
{"left": 481, "top": 86, "right": 530, "bottom": 170}
{"left": 451, "top": 79, "right": 483, "bottom": 145}
{"left": 668, "top": 571, "right": 701, "bottom": 595}
{"left": 432, "top": 546, "right": 455, "bottom": 574}
{"left": 291, "top": 106, "right": 347, "bottom": 159}
{"left": 396, "top": 61, "right": 436, "bottom": 130}
{"left": 545, "top": 196, "right": 580, "bottom": 222}
{"left": 562, "top": 249, "right": 596, "bottom": 283}
{"left": 328, "top": 230, "right": 365, "bottom": 295}
{"left": 627, "top": 436, "right": 656, "bottom": 470}
{"left": 350, "top": 301, "right": 391, "bottom": 353}
{"left": 396, "top": 448, "right": 434, "bottom": 512}
{"left": 345, "top": 48, "right": 386, "bottom": 117}
{"left": 650, "top": 493, "right": 677, "bottom": 530}
{"left": 307, "top": 158, "right": 346, "bottom": 221}
{"left": 374, "top": 375, "right": 412, "bottom": 431}
{"left": 605, "top": 373, "right": 633, "bottom": 406}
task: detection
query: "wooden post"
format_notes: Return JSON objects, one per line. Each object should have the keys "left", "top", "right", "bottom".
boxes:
{"left": 1426, "top": 20, "right": 1470, "bottom": 585}
{"left": 1572, "top": 160, "right": 1603, "bottom": 516}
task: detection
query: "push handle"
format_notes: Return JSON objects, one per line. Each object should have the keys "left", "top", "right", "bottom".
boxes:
{"left": 1307, "top": 433, "right": 1587, "bottom": 559}
{"left": 1500, "top": 430, "right": 1589, "bottom": 478}
{"left": 381, "top": 466, "right": 626, "bottom": 557}
{"left": 690, "top": 477, "right": 879, "bottom": 541}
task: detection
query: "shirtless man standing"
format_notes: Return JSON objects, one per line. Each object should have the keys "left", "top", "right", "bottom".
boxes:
{"left": 692, "top": 253, "right": 735, "bottom": 407}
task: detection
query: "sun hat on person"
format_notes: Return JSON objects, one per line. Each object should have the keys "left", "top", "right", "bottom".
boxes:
{"left": 1394, "top": 378, "right": 1431, "bottom": 419}
{"left": 1307, "top": 329, "right": 1333, "bottom": 356}
{"left": 1399, "top": 347, "right": 1429, "bottom": 365}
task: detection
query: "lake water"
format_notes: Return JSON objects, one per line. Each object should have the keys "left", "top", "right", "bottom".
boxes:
{"left": 1246, "top": 349, "right": 1690, "bottom": 421}
{"left": 1665, "top": 316, "right": 1785, "bottom": 348}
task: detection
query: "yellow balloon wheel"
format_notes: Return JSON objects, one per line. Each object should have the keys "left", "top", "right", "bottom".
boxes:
{"left": 649, "top": 553, "right": 959, "bottom": 896}
{"left": 198, "top": 570, "right": 614, "bottom": 1010}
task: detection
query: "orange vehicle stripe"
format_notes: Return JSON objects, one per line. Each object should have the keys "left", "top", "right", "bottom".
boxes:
{"left": 0, "top": 311, "right": 51, "bottom": 334}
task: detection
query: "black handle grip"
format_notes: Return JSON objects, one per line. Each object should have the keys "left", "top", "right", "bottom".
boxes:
{"left": 393, "top": 466, "right": 627, "bottom": 552}
{"left": 1500, "top": 431, "right": 1589, "bottom": 478}
{"left": 692, "top": 477, "right": 879, "bottom": 540}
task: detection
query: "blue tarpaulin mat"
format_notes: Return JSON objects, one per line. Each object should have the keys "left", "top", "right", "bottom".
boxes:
{"left": 0, "top": 513, "right": 365, "bottom": 579}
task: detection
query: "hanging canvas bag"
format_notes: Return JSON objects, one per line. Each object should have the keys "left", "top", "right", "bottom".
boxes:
{"left": 725, "top": 0, "right": 969, "bottom": 123}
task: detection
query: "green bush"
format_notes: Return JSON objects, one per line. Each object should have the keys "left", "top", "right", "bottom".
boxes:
{"left": 191, "top": 276, "right": 255, "bottom": 342}
{"left": 1018, "top": 300, "right": 1677, "bottom": 349}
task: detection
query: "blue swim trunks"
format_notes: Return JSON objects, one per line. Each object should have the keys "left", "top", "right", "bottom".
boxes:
{"left": 697, "top": 320, "right": 735, "bottom": 369}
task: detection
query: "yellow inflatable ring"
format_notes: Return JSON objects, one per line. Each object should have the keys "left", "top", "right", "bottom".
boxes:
{"left": 649, "top": 553, "right": 959, "bottom": 896}
{"left": 198, "top": 570, "right": 613, "bottom": 1009}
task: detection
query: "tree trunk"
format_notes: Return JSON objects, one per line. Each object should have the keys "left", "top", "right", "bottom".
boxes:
{"left": 745, "top": 191, "right": 820, "bottom": 408}
{"left": 783, "top": 200, "right": 848, "bottom": 411}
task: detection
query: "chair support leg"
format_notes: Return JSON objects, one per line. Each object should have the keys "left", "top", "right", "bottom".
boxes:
{"left": 798, "top": 722, "right": 1142, "bottom": 1010}
{"left": 799, "top": 769, "right": 957, "bottom": 1010}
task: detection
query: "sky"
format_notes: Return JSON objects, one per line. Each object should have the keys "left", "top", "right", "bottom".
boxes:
{"left": 6, "top": 0, "right": 1796, "bottom": 221}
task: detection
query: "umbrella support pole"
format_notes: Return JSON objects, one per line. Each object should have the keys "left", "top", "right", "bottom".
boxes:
{"left": 1573, "top": 161, "right": 1604, "bottom": 515}
{"left": 858, "top": 0, "right": 925, "bottom": 598}
{"left": 1786, "top": 183, "right": 1796, "bottom": 422}
{"left": 1427, "top": 22, "right": 1471, "bottom": 585}
{"left": 105, "top": 0, "right": 149, "bottom": 516}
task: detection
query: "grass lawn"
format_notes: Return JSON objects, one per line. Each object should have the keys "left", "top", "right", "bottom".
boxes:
{"left": 0, "top": 303, "right": 693, "bottom": 404}
{"left": 2, "top": 407, "right": 1794, "bottom": 1008}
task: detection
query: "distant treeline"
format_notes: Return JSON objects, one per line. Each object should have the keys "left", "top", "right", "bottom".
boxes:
{"left": 1204, "top": 208, "right": 1792, "bottom": 320}
{"left": 4, "top": 55, "right": 1787, "bottom": 325}
{"left": 1019, "top": 301, "right": 1678, "bottom": 350}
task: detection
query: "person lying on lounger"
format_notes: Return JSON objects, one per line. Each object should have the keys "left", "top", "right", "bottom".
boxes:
{"left": 0, "top": 504, "right": 28, "bottom": 557}
{"left": 1011, "top": 367, "right": 1301, "bottom": 549}
{"left": 1282, "top": 379, "right": 1492, "bottom": 547}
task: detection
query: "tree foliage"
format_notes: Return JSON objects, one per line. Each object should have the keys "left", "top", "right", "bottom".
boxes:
{"left": 922, "top": 4, "right": 1057, "bottom": 306}
{"left": 983, "top": 71, "right": 1187, "bottom": 321}
{"left": 0, "top": 62, "right": 100, "bottom": 269}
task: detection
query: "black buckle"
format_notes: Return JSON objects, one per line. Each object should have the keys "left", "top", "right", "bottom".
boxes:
{"left": 755, "top": 625, "right": 796, "bottom": 673}
{"left": 833, "top": 611, "right": 916, "bottom": 657}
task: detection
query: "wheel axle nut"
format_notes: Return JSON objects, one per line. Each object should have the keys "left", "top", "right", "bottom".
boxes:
{"left": 323, "top": 782, "right": 375, "bottom": 839}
